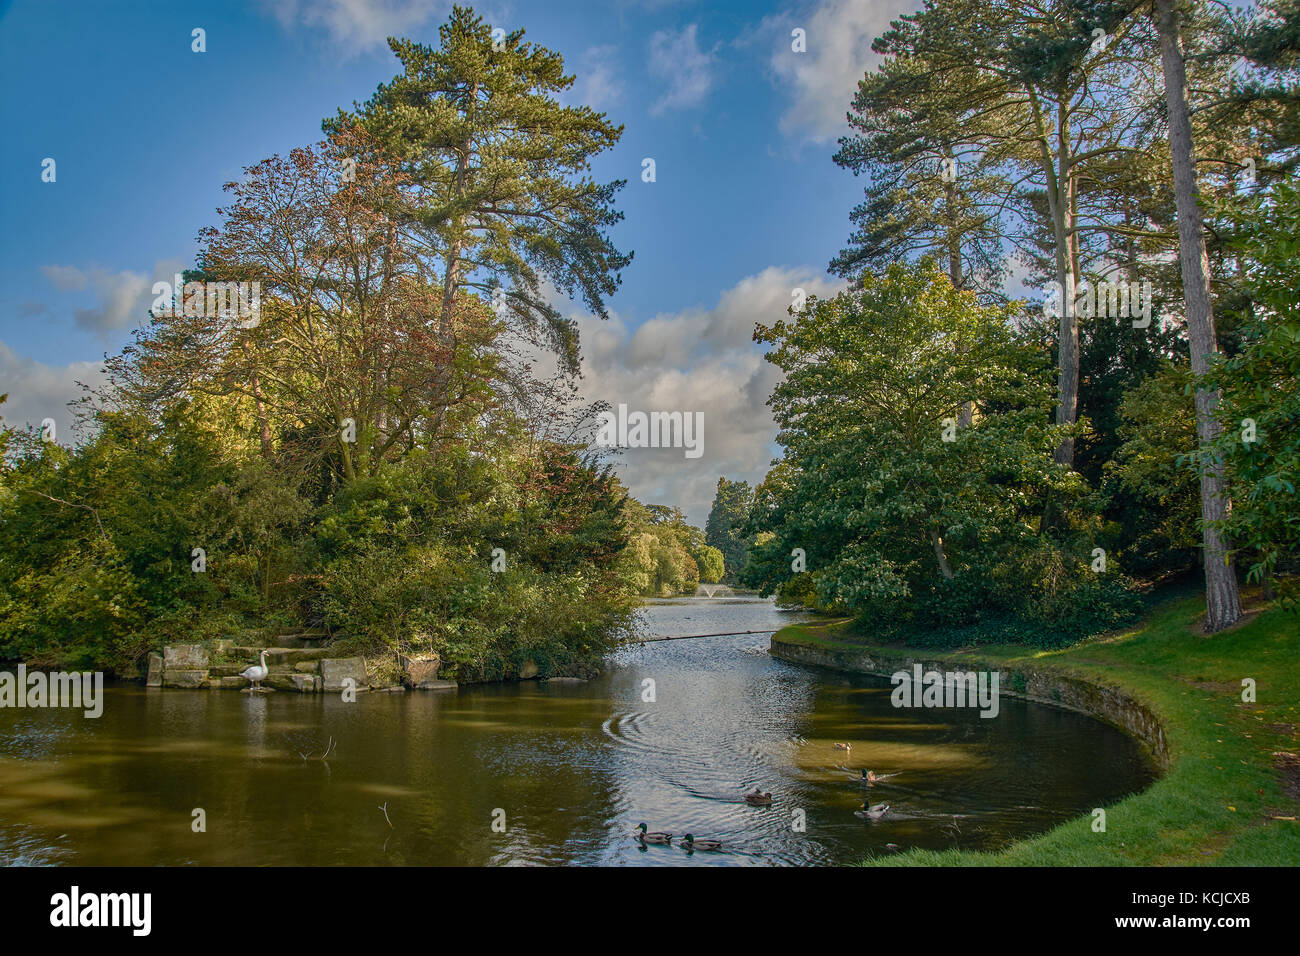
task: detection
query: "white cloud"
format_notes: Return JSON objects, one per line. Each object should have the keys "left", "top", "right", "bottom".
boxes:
{"left": 568, "top": 266, "right": 843, "bottom": 524}
{"left": 40, "top": 259, "right": 185, "bottom": 336}
{"left": 0, "top": 340, "right": 106, "bottom": 446}
{"left": 40, "top": 265, "right": 88, "bottom": 292}
{"left": 261, "top": 0, "right": 449, "bottom": 54}
{"left": 569, "top": 45, "right": 625, "bottom": 112}
{"left": 648, "top": 24, "right": 718, "bottom": 116}
{"left": 763, "top": 0, "right": 913, "bottom": 144}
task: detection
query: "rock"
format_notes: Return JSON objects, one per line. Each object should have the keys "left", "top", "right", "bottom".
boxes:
{"left": 269, "top": 632, "right": 328, "bottom": 648}
{"left": 163, "top": 644, "right": 209, "bottom": 669}
{"left": 293, "top": 661, "right": 320, "bottom": 674}
{"left": 146, "top": 653, "right": 163, "bottom": 687}
{"left": 289, "top": 674, "right": 319, "bottom": 693}
{"left": 163, "top": 669, "right": 208, "bottom": 689}
{"left": 219, "top": 676, "right": 246, "bottom": 690}
{"left": 320, "top": 657, "right": 368, "bottom": 692}
{"left": 375, "top": 685, "right": 406, "bottom": 693}
{"left": 263, "top": 673, "right": 305, "bottom": 691}
{"left": 209, "top": 664, "right": 249, "bottom": 678}
{"left": 544, "top": 676, "right": 587, "bottom": 684}
{"left": 265, "top": 647, "right": 333, "bottom": 666}
{"left": 519, "top": 659, "right": 539, "bottom": 679}
{"left": 412, "top": 679, "right": 458, "bottom": 691}
{"left": 400, "top": 654, "right": 440, "bottom": 687}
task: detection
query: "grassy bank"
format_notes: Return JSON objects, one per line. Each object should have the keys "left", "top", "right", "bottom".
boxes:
{"left": 771, "top": 590, "right": 1300, "bottom": 865}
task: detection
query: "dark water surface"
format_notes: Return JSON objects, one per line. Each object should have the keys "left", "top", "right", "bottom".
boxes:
{"left": 0, "top": 597, "right": 1156, "bottom": 865}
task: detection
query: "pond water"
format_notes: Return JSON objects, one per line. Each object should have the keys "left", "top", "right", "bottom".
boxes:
{"left": 0, "top": 597, "right": 1156, "bottom": 865}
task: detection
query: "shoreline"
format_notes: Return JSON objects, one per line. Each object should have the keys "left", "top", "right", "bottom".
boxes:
{"left": 766, "top": 591, "right": 1300, "bottom": 866}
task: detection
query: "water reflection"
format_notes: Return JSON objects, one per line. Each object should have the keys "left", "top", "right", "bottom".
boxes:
{"left": 0, "top": 598, "right": 1155, "bottom": 865}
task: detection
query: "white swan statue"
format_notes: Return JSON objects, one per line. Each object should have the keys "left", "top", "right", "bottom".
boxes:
{"left": 240, "top": 649, "right": 270, "bottom": 692}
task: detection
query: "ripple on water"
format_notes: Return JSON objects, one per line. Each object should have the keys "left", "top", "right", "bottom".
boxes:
{"left": 0, "top": 599, "right": 1157, "bottom": 866}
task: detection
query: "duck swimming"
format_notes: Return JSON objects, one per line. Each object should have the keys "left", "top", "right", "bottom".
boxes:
{"left": 833, "top": 742, "right": 852, "bottom": 752}
{"left": 863, "top": 769, "right": 902, "bottom": 785}
{"left": 744, "top": 789, "right": 773, "bottom": 807}
{"left": 855, "top": 802, "right": 890, "bottom": 821}
{"left": 634, "top": 823, "right": 672, "bottom": 844}
{"left": 680, "top": 833, "right": 723, "bottom": 852}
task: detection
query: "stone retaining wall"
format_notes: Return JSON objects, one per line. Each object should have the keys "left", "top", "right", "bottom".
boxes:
{"left": 769, "top": 635, "right": 1170, "bottom": 770}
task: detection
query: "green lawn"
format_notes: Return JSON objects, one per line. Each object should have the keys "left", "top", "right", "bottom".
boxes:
{"left": 773, "top": 590, "right": 1300, "bottom": 865}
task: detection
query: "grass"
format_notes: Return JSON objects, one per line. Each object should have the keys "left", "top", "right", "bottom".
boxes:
{"left": 772, "top": 589, "right": 1300, "bottom": 865}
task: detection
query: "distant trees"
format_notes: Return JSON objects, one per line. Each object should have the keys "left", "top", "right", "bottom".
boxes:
{"left": 705, "top": 478, "right": 755, "bottom": 583}
{"left": 620, "top": 500, "right": 710, "bottom": 596}
{"left": 694, "top": 545, "right": 726, "bottom": 584}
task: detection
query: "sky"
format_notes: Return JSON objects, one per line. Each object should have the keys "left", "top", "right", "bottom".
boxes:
{"left": 0, "top": 0, "right": 919, "bottom": 525}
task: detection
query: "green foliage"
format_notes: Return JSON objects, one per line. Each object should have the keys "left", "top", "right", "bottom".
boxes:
{"left": 1104, "top": 362, "right": 1201, "bottom": 575}
{"left": 619, "top": 500, "right": 703, "bottom": 597}
{"left": 1208, "top": 180, "right": 1300, "bottom": 602}
{"left": 692, "top": 544, "right": 725, "bottom": 584}
{"left": 0, "top": 407, "right": 640, "bottom": 677}
{"left": 747, "top": 260, "right": 1139, "bottom": 646}
{"left": 704, "top": 477, "right": 754, "bottom": 583}
{"left": 331, "top": 3, "right": 632, "bottom": 370}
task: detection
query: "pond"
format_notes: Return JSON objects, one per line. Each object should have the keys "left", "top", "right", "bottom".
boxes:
{"left": 0, "top": 597, "right": 1156, "bottom": 865}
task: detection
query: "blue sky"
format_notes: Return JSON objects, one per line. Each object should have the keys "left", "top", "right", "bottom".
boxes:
{"left": 0, "top": 0, "right": 915, "bottom": 522}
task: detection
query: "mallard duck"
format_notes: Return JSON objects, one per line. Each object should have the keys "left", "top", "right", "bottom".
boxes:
{"left": 634, "top": 823, "right": 672, "bottom": 844}
{"left": 240, "top": 649, "right": 269, "bottom": 692}
{"left": 744, "top": 789, "right": 773, "bottom": 807}
{"left": 855, "top": 802, "right": 890, "bottom": 821}
{"left": 681, "top": 833, "right": 722, "bottom": 851}
{"left": 863, "top": 769, "right": 901, "bottom": 785}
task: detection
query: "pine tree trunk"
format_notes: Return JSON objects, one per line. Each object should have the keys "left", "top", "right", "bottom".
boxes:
{"left": 946, "top": 179, "right": 975, "bottom": 427}
{"left": 1156, "top": 0, "right": 1243, "bottom": 633}
{"left": 1029, "top": 87, "right": 1079, "bottom": 467}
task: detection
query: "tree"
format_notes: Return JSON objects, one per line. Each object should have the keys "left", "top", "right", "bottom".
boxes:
{"left": 1209, "top": 179, "right": 1300, "bottom": 604}
{"left": 1155, "top": 0, "right": 1243, "bottom": 630}
{"left": 864, "top": 0, "right": 1172, "bottom": 468}
{"left": 748, "top": 261, "right": 1132, "bottom": 641}
{"left": 693, "top": 544, "right": 725, "bottom": 584}
{"left": 112, "top": 135, "right": 504, "bottom": 484}
{"left": 832, "top": 49, "right": 1008, "bottom": 296}
{"left": 704, "top": 477, "right": 755, "bottom": 583}
{"left": 331, "top": 4, "right": 632, "bottom": 386}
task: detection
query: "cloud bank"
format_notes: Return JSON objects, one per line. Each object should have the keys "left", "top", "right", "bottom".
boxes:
{"left": 571, "top": 266, "right": 842, "bottom": 524}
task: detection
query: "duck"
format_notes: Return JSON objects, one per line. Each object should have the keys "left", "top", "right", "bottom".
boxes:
{"left": 240, "top": 649, "right": 270, "bottom": 692}
{"left": 744, "top": 789, "right": 773, "bottom": 807}
{"left": 680, "top": 833, "right": 722, "bottom": 852}
{"left": 634, "top": 823, "right": 672, "bottom": 844}
{"left": 833, "top": 742, "right": 852, "bottom": 752}
{"left": 863, "top": 769, "right": 901, "bottom": 785}
{"left": 855, "top": 802, "right": 890, "bottom": 821}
